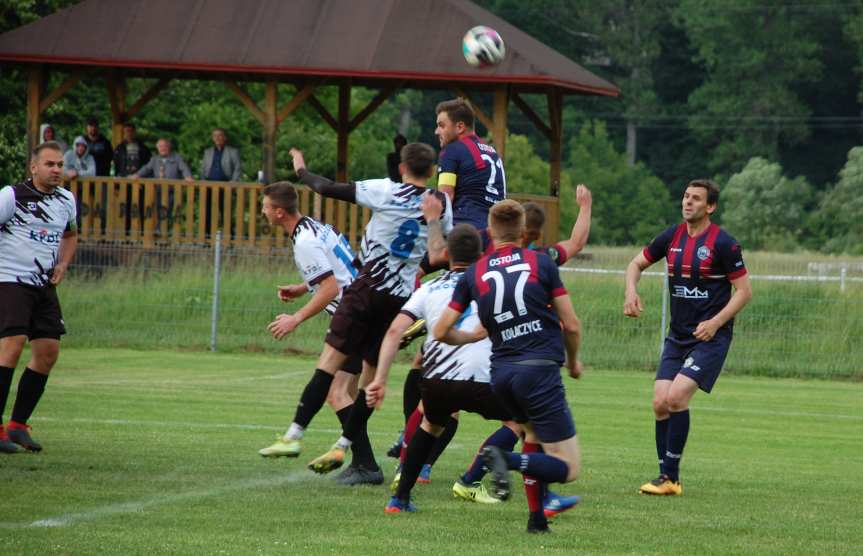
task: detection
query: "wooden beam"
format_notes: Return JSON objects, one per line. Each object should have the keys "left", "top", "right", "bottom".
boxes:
{"left": 512, "top": 92, "right": 551, "bottom": 140}
{"left": 348, "top": 84, "right": 399, "bottom": 132}
{"left": 262, "top": 80, "right": 278, "bottom": 183}
{"left": 276, "top": 82, "right": 317, "bottom": 125}
{"left": 26, "top": 66, "right": 43, "bottom": 156}
{"left": 39, "top": 71, "right": 83, "bottom": 114}
{"left": 106, "top": 74, "right": 127, "bottom": 147}
{"left": 226, "top": 81, "right": 265, "bottom": 124}
{"left": 127, "top": 78, "right": 171, "bottom": 119}
{"left": 451, "top": 87, "right": 493, "bottom": 131}
{"left": 492, "top": 85, "right": 509, "bottom": 160}
{"left": 547, "top": 90, "right": 563, "bottom": 198}
{"left": 337, "top": 83, "right": 350, "bottom": 182}
{"left": 307, "top": 95, "right": 338, "bottom": 131}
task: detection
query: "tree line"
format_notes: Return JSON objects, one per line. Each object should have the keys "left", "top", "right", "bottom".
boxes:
{"left": 2, "top": 0, "right": 862, "bottom": 253}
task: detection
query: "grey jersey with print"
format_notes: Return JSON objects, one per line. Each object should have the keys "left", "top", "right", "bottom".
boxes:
{"left": 0, "top": 180, "right": 77, "bottom": 287}
{"left": 354, "top": 178, "right": 453, "bottom": 298}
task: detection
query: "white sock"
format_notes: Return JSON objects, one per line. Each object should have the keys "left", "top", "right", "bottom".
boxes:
{"left": 335, "top": 436, "right": 352, "bottom": 450}
{"left": 285, "top": 423, "right": 304, "bottom": 441}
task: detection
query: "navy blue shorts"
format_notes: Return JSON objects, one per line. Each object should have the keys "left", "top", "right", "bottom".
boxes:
{"left": 490, "top": 362, "right": 576, "bottom": 443}
{"left": 656, "top": 329, "right": 733, "bottom": 393}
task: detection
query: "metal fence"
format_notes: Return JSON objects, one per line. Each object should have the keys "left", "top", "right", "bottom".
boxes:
{"left": 60, "top": 240, "right": 863, "bottom": 380}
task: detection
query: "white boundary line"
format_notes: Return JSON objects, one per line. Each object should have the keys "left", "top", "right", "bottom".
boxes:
{"left": 0, "top": 472, "right": 310, "bottom": 529}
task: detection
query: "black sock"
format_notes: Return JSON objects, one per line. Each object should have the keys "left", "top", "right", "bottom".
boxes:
{"left": 292, "top": 370, "right": 334, "bottom": 428}
{"left": 425, "top": 416, "right": 458, "bottom": 466}
{"left": 345, "top": 390, "right": 377, "bottom": 470}
{"left": 336, "top": 405, "right": 352, "bottom": 427}
{"left": 656, "top": 418, "right": 669, "bottom": 476}
{"left": 0, "top": 366, "right": 13, "bottom": 422}
{"left": 11, "top": 368, "right": 49, "bottom": 425}
{"left": 403, "top": 368, "right": 423, "bottom": 422}
{"left": 396, "top": 427, "right": 437, "bottom": 501}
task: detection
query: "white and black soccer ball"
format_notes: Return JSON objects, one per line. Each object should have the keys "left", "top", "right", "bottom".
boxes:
{"left": 462, "top": 26, "right": 506, "bottom": 68}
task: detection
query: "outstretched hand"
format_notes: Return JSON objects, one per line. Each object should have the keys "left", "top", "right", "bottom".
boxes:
{"left": 289, "top": 148, "right": 306, "bottom": 175}
{"left": 576, "top": 184, "right": 592, "bottom": 208}
{"left": 421, "top": 190, "right": 444, "bottom": 222}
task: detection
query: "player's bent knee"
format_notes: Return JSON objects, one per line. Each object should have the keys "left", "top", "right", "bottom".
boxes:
{"left": 0, "top": 335, "right": 27, "bottom": 362}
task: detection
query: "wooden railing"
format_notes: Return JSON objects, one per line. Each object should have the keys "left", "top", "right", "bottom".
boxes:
{"left": 65, "top": 178, "right": 559, "bottom": 250}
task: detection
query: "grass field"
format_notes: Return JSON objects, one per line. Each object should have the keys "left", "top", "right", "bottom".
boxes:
{"left": 60, "top": 244, "right": 863, "bottom": 379}
{"left": 2, "top": 348, "right": 861, "bottom": 555}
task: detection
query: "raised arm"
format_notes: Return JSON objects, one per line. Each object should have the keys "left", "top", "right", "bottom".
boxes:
{"left": 422, "top": 192, "right": 447, "bottom": 267}
{"left": 557, "top": 184, "right": 592, "bottom": 259}
{"left": 290, "top": 148, "right": 356, "bottom": 203}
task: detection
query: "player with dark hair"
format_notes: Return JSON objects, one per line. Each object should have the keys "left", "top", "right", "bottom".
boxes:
{"left": 625, "top": 179, "right": 752, "bottom": 495}
{"left": 0, "top": 141, "right": 78, "bottom": 453}
{"left": 433, "top": 200, "right": 584, "bottom": 533}
{"left": 256, "top": 181, "right": 361, "bottom": 459}
{"left": 290, "top": 144, "right": 453, "bottom": 485}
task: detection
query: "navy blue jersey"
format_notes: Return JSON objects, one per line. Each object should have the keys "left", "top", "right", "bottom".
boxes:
{"left": 449, "top": 246, "right": 567, "bottom": 365}
{"left": 644, "top": 222, "right": 747, "bottom": 339}
{"left": 479, "top": 228, "right": 568, "bottom": 266}
{"left": 438, "top": 134, "right": 505, "bottom": 229}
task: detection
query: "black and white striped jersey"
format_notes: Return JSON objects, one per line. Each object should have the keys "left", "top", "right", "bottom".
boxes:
{"left": 291, "top": 216, "right": 358, "bottom": 315}
{"left": 355, "top": 178, "right": 453, "bottom": 298}
{"left": 399, "top": 270, "right": 491, "bottom": 383}
{"left": 0, "top": 180, "right": 77, "bottom": 287}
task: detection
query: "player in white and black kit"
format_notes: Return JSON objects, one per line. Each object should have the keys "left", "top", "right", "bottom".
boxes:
{"left": 0, "top": 141, "right": 78, "bottom": 454}
{"left": 256, "top": 182, "right": 362, "bottom": 459}
{"left": 289, "top": 144, "right": 453, "bottom": 485}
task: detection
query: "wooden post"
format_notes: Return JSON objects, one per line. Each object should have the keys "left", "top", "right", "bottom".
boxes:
{"left": 263, "top": 80, "right": 278, "bottom": 183}
{"left": 106, "top": 74, "right": 127, "bottom": 147}
{"left": 547, "top": 90, "right": 563, "bottom": 198}
{"left": 26, "top": 66, "right": 43, "bottom": 157}
{"left": 492, "top": 86, "right": 510, "bottom": 160}
{"left": 335, "top": 83, "right": 350, "bottom": 229}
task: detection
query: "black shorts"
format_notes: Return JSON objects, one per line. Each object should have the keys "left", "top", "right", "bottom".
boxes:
{"left": 0, "top": 283, "right": 66, "bottom": 340}
{"left": 420, "top": 377, "right": 512, "bottom": 427}
{"left": 325, "top": 276, "right": 408, "bottom": 366}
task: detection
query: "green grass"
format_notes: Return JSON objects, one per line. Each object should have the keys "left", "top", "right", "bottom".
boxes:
{"left": 60, "top": 245, "right": 863, "bottom": 378}
{"left": 2, "top": 348, "right": 862, "bottom": 554}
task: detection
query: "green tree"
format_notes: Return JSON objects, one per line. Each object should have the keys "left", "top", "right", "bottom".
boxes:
{"left": 722, "top": 157, "right": 812, "bottom": 252}
{"left": 808, "top": 147, "right": 863, "bottom": 254}
{"left": 676, "top": 1, "right": 822, "bottom": 174}
{"left": 566, "top": 121, "right": 671, "bottom": 245}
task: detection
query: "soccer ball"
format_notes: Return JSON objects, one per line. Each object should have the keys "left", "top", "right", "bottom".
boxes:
{"left": 462, "top": 26, "right": 506, "bottom": 68}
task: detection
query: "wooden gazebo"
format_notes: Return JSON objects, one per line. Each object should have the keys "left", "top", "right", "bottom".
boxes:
{"left": 0, "top": 0, "right": 618, "bottom": 248}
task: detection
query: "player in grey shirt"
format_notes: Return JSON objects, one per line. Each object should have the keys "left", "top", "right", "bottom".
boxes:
{"left": 0, "top": 141, "right": 78, "bottom": 453}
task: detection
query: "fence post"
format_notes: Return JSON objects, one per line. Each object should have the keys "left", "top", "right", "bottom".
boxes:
{"left": 840, "top": 267, "right": 847, "bottom": 293}
{"left": 210, "top": 230, "right": 223, "bottom": 352}
{"left": 659, "top": 271, "right": 668, "bottom": 355}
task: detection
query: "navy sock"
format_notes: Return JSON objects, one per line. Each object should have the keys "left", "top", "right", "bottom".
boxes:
{"left": 402, "top": 368, "right": 422, "bottom": 421}
{"left": 664, "top": 410, "right": 690, "bottom": 482}
{"left": 0, "top": 366, "right": 13, "bottom": 421}
{"left": 292, "top": 370, "right": 334, "bottom": 428}
{"left": 395, "top": 428, "right": 437, "bottom": 502}
{"left": 11, "top": 368, "right": 48, "bottom": 425}
{"left": 425, "top": 416, "right": 458, "bottom": 466}
{"left": 504, "top": 451, "right": 568, "bottom": 484}
{"left": 462, "top": 425, "right": 518, "bottom": 484}
{"left": 656, "top": 418, "right": 669, "bottom": 475}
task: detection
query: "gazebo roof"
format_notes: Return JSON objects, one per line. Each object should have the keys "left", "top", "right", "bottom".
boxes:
{"left": 0, "top": 0, "right": 618, "bottom": 96}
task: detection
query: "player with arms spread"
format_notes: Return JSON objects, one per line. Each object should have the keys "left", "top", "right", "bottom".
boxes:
{"left": 291, "top": 143, "right": 453, "bottom": 485}
{"left": 624, "top": 179, "right": 752, "bottom": 496}
{"left": 434, "top": 200, "right": 583, "bottom": 534}
{"left": 0, "top": 141, "right": 78, "bottom": 454}
{"left": 257, "top": 182, "right": 362, "bottom": 459}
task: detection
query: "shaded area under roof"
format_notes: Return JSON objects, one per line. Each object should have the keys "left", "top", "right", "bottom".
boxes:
{"left": 0, "top": 0, "right": 618, "bottom": 96}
